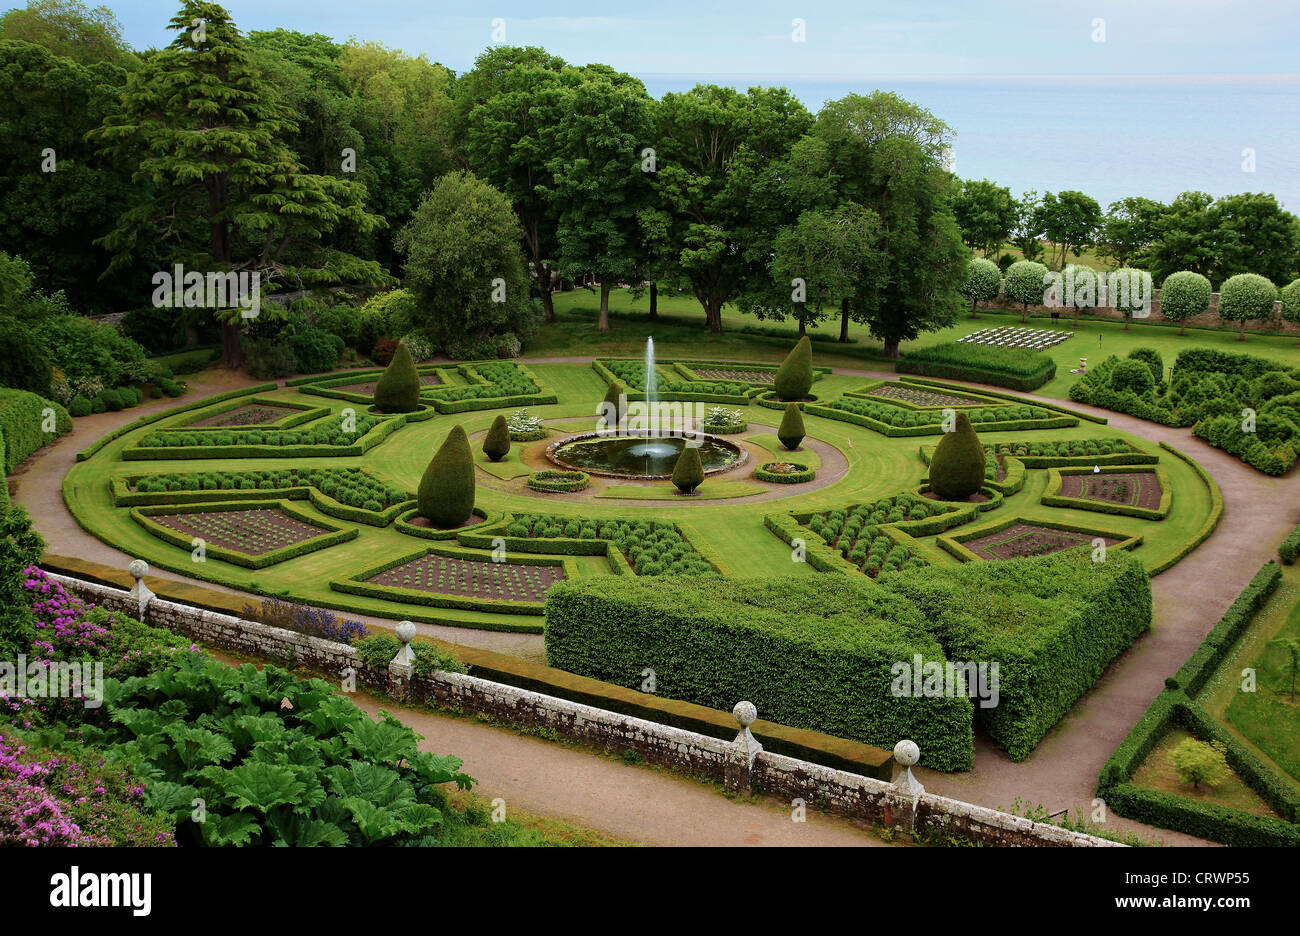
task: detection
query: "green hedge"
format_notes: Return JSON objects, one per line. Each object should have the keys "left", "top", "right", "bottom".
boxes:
{"left": 805, "top": 400, "right": 1076, "bottom": 438}
{"left": 896, "top": 342, "right": 1057, "bottom": 391}
{"left": 170, "top": 397, "right": 322, "bottom": 430}
{"left": 897, "top": 376, "right": 1108, "bottom": 424}
{"left": 1147, "top": 442, "right": 1224, "bottom": 576}
{"left": 75, "top": 384, "right": 278, "bottom": 461}
{"left": 544, "top": 575, "right": 976, "bottom": 770}
{"left": 130, "top": 499, "right": 358, "bottom": 569}
{"left": 0, "top": 388, "right": 72, "bottom": 474}
{"left": 1171, "top": 562, "right": 1281, "bottom": 697}
{"left": 1281, "top": 523, "right": 1300, "bottom": 564}
{"left": 762, "top": 513, "right": 855, "bottom": 575}
{"left": 920, "top": 437, "right": 1156, "bottom": 469}
{"left": 394, "top": 506, "right": 491, "bottom": 540}
{"left": 122, "top": 413, "right": 405, "bottom": 460}
{"left": 526, "top": 470, "right": 590, "bottom": 493}
{"left": 754, "top": 462, "right": 816, "bottom": 484}
{"left": 886, "top": 550, "right": 1152, "bottom": 761}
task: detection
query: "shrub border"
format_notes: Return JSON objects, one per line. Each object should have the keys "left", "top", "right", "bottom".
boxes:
{"left": 898, "top": 376, "right": 1108, "bottom": 424}
{"left": 753, "top": 461, "right": 816, "bottom": 484}
{"left": 122, "top": 411, "right": 407, "bottom": 460}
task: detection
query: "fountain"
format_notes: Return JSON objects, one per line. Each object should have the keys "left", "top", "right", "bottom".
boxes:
{"left": 631, "top": 336, "right": 675, "bottom": 473}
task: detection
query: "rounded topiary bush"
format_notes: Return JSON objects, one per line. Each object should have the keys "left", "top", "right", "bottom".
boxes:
{"left": 671, "top": 444, "right": 704, "bottom": 495}
{"left": 774, "top": 335, "right": 813, "bottom": 401}
{"left": 482, "top": 414, "right": 511, "bottom": 462}
{"left": 68, "top": 395, "right": 91, "bottom": 417}
{"left": 1160, "top": 270, "right": 1212, "bottom": 335}
{"left": 372, "top": 341, "right": 421, "bottom": 413}
{"left": 778, "top": 402, "right": 806, "bottom": 450}
{"left": 417, "top": 424, "right": 475, "bottom": 526}
{"left": 1127, "top": 347, "right": 1164, "bottom": 386}
{"left": 1281, "top": 277, "right": 1300, "bottom": 328}
{"left": 960, "top": 257, "right": 1002, "bottom": 316}
{"left": 1110, "top": 359, "right": 1155, "bottom": 395}
{"left": 1218, "top": 273, "right": 1277, "bottom": 340}
{"left": 928, "top": 412, "right": 985, "bottom": 500}
{"left": 526, "top": 470, "right": 590, "bottom": 493}
{"left": 1003, "top": 260, "right": 1049, "bottom": 321}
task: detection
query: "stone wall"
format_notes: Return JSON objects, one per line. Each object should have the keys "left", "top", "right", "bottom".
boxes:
{"left": 978, "top": 287, "right": 1298, "bottom": 335}
{"left": 52, "top": 571, "right": 1123, "bottom": 847}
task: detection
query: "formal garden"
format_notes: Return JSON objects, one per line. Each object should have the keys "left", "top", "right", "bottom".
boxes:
{"left": 0, "top": 0, "right": 1298, "bottom": 853}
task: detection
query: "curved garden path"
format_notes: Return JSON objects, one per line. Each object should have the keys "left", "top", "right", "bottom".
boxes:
{"left": 13, "top": 355, "right": 1300, "bottom": 845}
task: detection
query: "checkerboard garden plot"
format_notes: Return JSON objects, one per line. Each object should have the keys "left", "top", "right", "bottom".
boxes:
{"left": 958, "top": 326, "right": 1073, "bottom": 351}
{"left": 152, "top": 507, "right": 333, "bottom": 555}
{"left": 689, "top": 367, "right": 775, "bottom": 383}
{"left": 1060, "top": 471, "right": 1164, "bottom": 512}
{"left": 364, "top": 554, "right": 565, "bottom": 602}
{"left": 864, "top": 383, "right": 988, "bottom": 408}
{"left": 961, "top": 522, "right": 1121, "bottom": 560}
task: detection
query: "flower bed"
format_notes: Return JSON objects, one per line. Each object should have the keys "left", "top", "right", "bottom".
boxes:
{"left": 506, "top": 408, "right": 547, "bottom": 441}
{"left": 526, "top": 469, "right": 590, "bottom": 493}
{"left": 754, "top": 461, "right": 815, "bottom": 484}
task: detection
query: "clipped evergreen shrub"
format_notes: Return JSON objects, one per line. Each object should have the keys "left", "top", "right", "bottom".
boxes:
{"left": 778, "top": 402, "right": 806, "bottom": 450}
{"left": 372, "top": 341, "right": 421, "bottom": 413}
{"left": 671, "top": 444, "right": 704, "bottom": 494}
{"left": 417, "top": 424, "right": 475, "bottom": 527}
{"left": 927, "top": 412, "right": 984, "bottom": 499}
{"left": 544, "top": 576, "right": 976, "bottom": 770}
{"left": 482, "top": 415, "right": 511, "bottom": 462}
{"left": 774, "top": 335, "right": 813, "bottom": 401}
{"left": 1128, "top": 348, "right": 1164, "bottom": 386}
{"left": 602, "top": 380, "right": 626, "bottom": 426}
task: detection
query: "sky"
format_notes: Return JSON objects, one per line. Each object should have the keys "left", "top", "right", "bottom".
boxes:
{"left": 109, "top": 0, "right": 1300, "bottom": 78}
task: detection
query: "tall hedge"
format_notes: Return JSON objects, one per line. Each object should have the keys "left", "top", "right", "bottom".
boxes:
{"left": 774, "top": 335, "right": 813, "bottom": 401}
{"left": 417, "top": 424, "right": 475, "bottom": 527}
{"left": 544, "top": 576, "right": 976, "bottom": 770}
{"left": 482, "top": 415, "right": 511, "bottom": 462}
{"left": 886, "top": 550, "right": 1152, "bottom": 761}
{"left": 0, "top": 388, "right": 72, "bottom": 474}
{"left": 671, "top": 444, "right": 704, "bottom": 494}
{"left": 928, "top": 412, "right": 984, "bottom": 499}
{"left": 372, "top": 341, "right": 421, "bottom": 413}
{"left": 777, "top": 402, "right": 805, "bottom": 450}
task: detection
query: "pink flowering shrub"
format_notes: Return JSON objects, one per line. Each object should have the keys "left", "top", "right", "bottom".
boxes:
{"left": 0, "top": 732, "right": 174, "bottom": 846}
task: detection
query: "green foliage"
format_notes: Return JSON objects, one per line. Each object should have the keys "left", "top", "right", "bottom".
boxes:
{"left": 241, "top": 337, "right": 298, "bottom": 379}
{"left": 1127, "top": 347, "right": 1164, "bottom": 385}
{"left": 927, "top": 413, "right": 985, "bottom": 499}
{"left": 1169, "top": 737, "right": 1230, "bottom": 789}
{"left": 774, "top": 336, "right": 813, "bottom": 400}
{"left": 373, "top": 341, "right": 420, "bottom": 413}
{"left": 1172, "top": 562, "right": 1282, "bottom": 697}
{"left": 0, "top": 314, "right": 51, "bottom": 394}
{"left": 1281, "top": 278, "right": 1300, "bottom": 325}
{"left": 418, "top": 424, "right": 475, "bottom": 527}
{"left": 953, "top": 180, "right": 1016, "bottom": 257}
{"left": 354, "top": 634, "right": 467, "bottom": 677}
{"left": 1280, "top": 523, "right": 1300, "bottom": 565}
{"left": 0, "top": 504, "right": 42, "bottom": 659}
{"left": 525, "top": 470, "right": 589, "bottom": 493}
{"left": 959, "top": 257, "right": 1002, "bottom": 310}
{"left": 1159, "top": 271, "right": 1212, "bottom": 332}
{"left": 1110, "top": 358, "right": 1156, "bottom": 394}
{"left": 482, "top": 415, "right": 511, "bottom": 462}
{"left": 777, "top": 402, "right": 805, "bottom": 450}
{"left": 896, "top": 342, "right": 1056, "bottom": 391}
{"left": 1217, "top": 273, "right": 1278, "bottom": 333}
{"left": 288, "top": 324, "right": 345, "bottom": 374}
{"left": 671, "top": 444, "right": 704, "bottom": 494}
{"left": 0, "top": 387, "right": 71, "bottom": 473}
{"left": 1003, "top": 259, "right": 1048, "bottom": 315}
{"left": 544, "top": 575, "right": 975, "bottom": 770}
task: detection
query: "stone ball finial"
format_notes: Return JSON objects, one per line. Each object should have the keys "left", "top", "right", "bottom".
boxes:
{"left": 128, "top": 559, "right": 149, "bottom": 581}
{"left": 394, "top": 621, "right": 417, "bottom": 644}
{"left": 733, "top": 701, "right": 757, "bottom": 727}
{"left": 893, "top": 739, "right": 920, "bottom": 767}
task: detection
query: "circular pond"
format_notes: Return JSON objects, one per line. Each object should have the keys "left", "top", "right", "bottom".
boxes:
{"left": 546, "top": 431, "right": 746, "bottom": 479}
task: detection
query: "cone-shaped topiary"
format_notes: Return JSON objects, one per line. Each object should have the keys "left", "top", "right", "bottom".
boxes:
{"left": 602, "top": 380, "right": 626, "bottom": 427}
{"left": 778, "top": 402, "right": 805, "bottom": 450}
{"left": 483, "top": 414, "right": 511, "bottom": 462}
{"left": 928, "top": 412, "right": 985, "bottom": 500}
{"left": 671, "top": 444, "right": 704, "bottom": 495}
{"left": 774, "top": 335, "right": 813, "bottom": 401}
{"left": 372, "top": 341, "right": 421, "bottom": 413}
{"left": 418, "top": 424, "right": 475, "bottom": 526}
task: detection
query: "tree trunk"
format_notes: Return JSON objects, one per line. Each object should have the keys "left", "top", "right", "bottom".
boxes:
{"left": 648, "top": 282, "right": 658, "bottom": 320}
{"left": 539, "top": 264, "right": 556, "bottom": 324}
{"left": 841, "top": 297, "right": 851, "bottom": 339}
{"left": 1180, "top": 322, "right": 1186, "bottom": 336}
{"left": 970, "top": 298, "right": 978, "bottom": 319}
{"left": 705, "top": 298, "right": 724, "bottom": 333}
{"left": 1020, "top": 304, "right": 1028, "bottom": 324}
{"left": 1239, "top": 318, "right": 1247, "bottom": 341}
{"left": 597, "top": 281, "right": 611, "bottom": 333}
{"left": 883, "top": 340, "right": 900, "bottom": 359}
{"left": 798, "top": 318, "right": 806, "bottom": 337}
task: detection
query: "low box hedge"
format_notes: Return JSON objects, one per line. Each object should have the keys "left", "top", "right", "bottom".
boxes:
{"left": 937, "top": 514, "right": 1142, "bottom": 565}
{"left": 129, "top": 499, "right": 358, "bottom": 569}
{"left": 122, "top": 412, "right": 405, "bottom": 460}
{"left": 1281, "top": 522, "right": 1300, "bottom": 565}
{"left": 805, "top": 400, "right": 1077, "bottom": 438}
{"left": 1148, "top": 442, "right": 1223, "bottom": 576}
{"left": 1040, "top": 465, "right": 1173, "bottom": 520}
{"left": 898, "top": 376, "right": 1107, "bottom": 424}
{"left": 170, "top": 397, "right": 323, "bottom": 430}
{"left": 762, "top": 513, "right": 856, "bottom": 575}
{"left": 1171, "top": 562, "right": 1281, "bottom": 697}
{"left": 526, "top": 470, "right": 591, "bottom": 493}
{"left": 753, "top": 461, "right": 816, "bottom": 484}
{"left": 394, "top": 506, "right": 492, "bottom": 540}
{"left": 544, "top": 575, "right": 977, "bottom": 770}
{"left": 886, "top": 550, "right": 1153, "bottom": 762}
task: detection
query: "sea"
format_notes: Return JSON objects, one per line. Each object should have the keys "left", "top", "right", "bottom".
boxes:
{"left": 639, "top": 74, "right": 1300, "bottom": 213}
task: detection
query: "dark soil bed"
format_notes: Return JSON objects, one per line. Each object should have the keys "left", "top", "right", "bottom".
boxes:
{"left": 962, "top": 523, "right": 1121, "bottom": 561}
{"left": 152, "top": 508, "right": 329, "bottom": 554}
{"left": 1059, "top": 471, "right": 1162, "bottom": 510}
{"left": 365, "top": 554, "right": 563, "bottom": 602}
{"left": 333, "top": 374, "right": 443, "bottom": 396}
{"left": 405, "top": 514, "right": 485, "bottom": 530}
{"left": 190, "top": 404, "right": 300, "bottom": 427}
